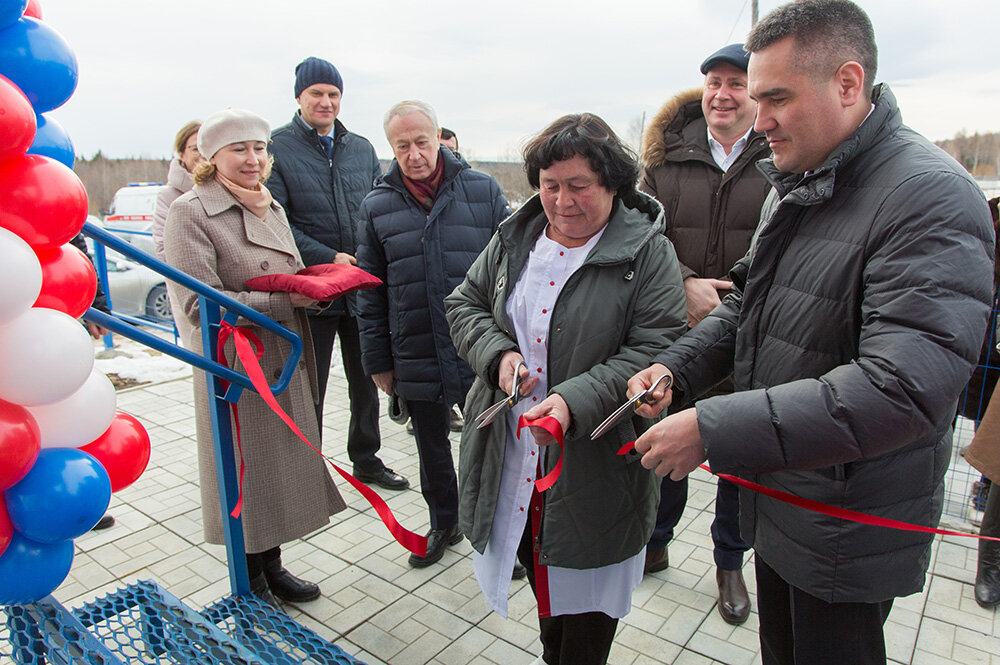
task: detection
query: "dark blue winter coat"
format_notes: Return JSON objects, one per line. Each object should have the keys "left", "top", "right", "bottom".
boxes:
{"left": 355, "top": 148, "right": 510, "bottom": 404}
{"left": 269, "top": 113, "right": 381, "bottom": 317}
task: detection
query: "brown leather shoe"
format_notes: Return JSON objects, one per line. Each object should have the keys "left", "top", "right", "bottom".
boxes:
{"left": 716, "top": 568, "right": 750, "bottom": 625}
{"left": 644, "top": 547, "right": 668, "bottom": 574}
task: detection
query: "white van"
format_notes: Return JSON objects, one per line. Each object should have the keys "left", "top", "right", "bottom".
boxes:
{"left": 103, "top": 182, "right": 165, "bottom": 256}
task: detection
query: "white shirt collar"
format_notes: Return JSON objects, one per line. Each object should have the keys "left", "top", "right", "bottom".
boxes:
{"left": 707, "top": 125, "right": 754, "bottom": 172}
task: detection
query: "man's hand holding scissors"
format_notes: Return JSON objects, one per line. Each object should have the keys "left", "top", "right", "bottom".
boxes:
{"left": 627, "top": 364, "right": 706, "bottom": 481}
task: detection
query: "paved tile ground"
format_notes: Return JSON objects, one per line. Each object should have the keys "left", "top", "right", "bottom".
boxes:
{"left": 31, "top": 350, "right": 1000, "bottom": 663}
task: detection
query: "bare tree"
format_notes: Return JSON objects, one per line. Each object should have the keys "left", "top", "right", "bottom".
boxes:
{"left": 626, "top": 113, "right": 646, "bottom": 154}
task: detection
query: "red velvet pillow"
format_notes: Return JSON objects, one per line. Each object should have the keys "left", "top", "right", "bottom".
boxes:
{"left": 245, "top": 263, "right": 382, "bottom": 301}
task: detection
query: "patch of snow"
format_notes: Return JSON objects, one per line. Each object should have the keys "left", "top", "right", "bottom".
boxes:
{"left": 93, "top": 335, "right": 191, "bottom": 385}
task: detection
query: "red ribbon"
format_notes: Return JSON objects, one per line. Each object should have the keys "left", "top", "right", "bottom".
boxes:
{"left": 617, "top": 441, "right": 1000, "bottom": 543}
{"left": 217, "top": 323, "right": 428, "bottom": 557}
{"left": 215, "top": 325, "right": 265, "bottom": 519}
{"left": 529, "top": 484, "right": 551, "bottom": 618}
{"left": 517, "top": 415, "right": 564, "bottom": 492}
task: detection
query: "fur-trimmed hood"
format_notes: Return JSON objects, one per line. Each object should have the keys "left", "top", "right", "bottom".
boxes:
{"left": 641, "top": 88, "right": 703, "bottom": 169}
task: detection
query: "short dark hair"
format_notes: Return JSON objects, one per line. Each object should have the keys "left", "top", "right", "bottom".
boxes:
{"left": 523, "top": 113, "right": 639, "bottom": 195}
{"left": 440, "top": 127, "right": 458, "bottom": 150}
{"left": 745, "top": 0, "right": 877, "bottom": 100}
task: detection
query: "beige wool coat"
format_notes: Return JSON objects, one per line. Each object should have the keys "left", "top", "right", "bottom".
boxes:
{"left": 163, "top": 178, "right": 346, "bottom": 554}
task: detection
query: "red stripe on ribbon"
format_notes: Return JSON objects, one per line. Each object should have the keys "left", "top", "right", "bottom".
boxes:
{"left": 529, "top": 484, "right": 550, "bottom": 618}
{"left": 616, "top": 441, "right": 1000, "bottom": 542}
{"left": 215, "top": 325, "right": 265, "bottom": 519}
{"left": 517, "top": 415, "right": 564, "bottom": 492}
{"left": 218, "top": 323, "right": 428, "bottom": 557}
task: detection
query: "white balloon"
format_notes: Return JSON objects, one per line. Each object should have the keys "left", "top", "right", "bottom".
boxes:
{"left": 0, "top": 308, "right": 94, "bottom": 406}
{"left": 0, "top": 227, "right": 42, "bottom": 326}
{"left": 27, "top": 367, "right": 117, "bottom": 448}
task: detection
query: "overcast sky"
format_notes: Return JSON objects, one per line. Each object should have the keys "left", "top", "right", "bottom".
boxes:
{"left": 26, "top": 0, "right": 1000, "bottom": 162}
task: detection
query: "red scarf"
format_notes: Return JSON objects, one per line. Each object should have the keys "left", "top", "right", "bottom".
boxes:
{"left": 402, "top": 153, "right": 445, "bottom": 212}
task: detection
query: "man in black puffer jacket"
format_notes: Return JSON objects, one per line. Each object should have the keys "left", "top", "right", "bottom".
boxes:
{"left": 356, "top": 100, "right": 510, "bottom": 568}
{"left": 629, "top": 2, "right": 994, "bottom": 663}
{"left": 269, "top": 57, "right": 408, "bottom": 492}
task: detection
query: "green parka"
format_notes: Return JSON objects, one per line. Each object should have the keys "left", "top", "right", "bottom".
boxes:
{"left": 445, "top": 189, "right": 687, "bottom": 569}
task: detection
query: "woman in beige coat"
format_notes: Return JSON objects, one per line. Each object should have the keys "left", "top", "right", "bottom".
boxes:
{"left": 163, "top": 109, "right": 345, "bottom": 607}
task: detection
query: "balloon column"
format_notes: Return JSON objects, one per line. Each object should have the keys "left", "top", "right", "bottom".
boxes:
{"left": 0, "top": 1, "right": 152, "bottom": 605}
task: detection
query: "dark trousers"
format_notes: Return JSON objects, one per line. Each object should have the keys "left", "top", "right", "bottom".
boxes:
{"left": 246, "top": 545, "right": 280, "bottom": 578}
{"left": 516, "top": 519, "right": 617, "bottom": 665}
{"left": 650, "top": 475, "right": 748, "bottom": 569}
{"left": 407, "top": 400, "right": 458, "bottom": 530}
{"left": 755, "top": 556, "right": 893, "bottom": 665}
{"left": 308, "top": 314, "right": 383, "bottom": 474}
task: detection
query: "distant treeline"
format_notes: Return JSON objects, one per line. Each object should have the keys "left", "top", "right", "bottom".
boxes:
{"left": 74, "top": 153, "right": 535, "bottom": 216}
{"left": 75, "top": 135, "right": 999, "bottom": 217}
{"left": 935, "top": 131, "right": 1000, "bottom": 177}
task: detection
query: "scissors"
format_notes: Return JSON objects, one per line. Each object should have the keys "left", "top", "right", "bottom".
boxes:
{"left": 590, "top": 373, "right": 672, "bottom": 440}
{"left": 475, "top": 361, "right": 530, "bottom": 429}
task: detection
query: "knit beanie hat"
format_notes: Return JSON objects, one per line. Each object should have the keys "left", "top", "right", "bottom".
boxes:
{"left": 294, "top": 57, "right": 343, "bottom": 98}
{"left": 197, "top": 109, "right": 270, "bottom": 160}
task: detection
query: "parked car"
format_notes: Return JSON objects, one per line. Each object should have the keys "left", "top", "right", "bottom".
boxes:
{"left": 85, "top": 216, "right": 173, "bottom": 324}
{"left": 106, "top": 259, "right": 173, "bottom": 324}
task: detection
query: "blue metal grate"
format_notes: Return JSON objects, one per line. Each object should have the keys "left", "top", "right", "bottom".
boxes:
{"left": 201, "top": 595, "right": 361, "bottom": 665}
{"left": 1, "top": 580, "right": 365, "bottom": 664}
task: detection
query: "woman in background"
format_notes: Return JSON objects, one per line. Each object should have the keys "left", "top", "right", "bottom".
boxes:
{"left": 153, "top": 120, "right": 203, "bottom": 259}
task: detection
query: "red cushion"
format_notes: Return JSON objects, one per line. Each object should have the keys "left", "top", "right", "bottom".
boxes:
{"left": 245, "top": 263, "right": 382, "bottom": 300}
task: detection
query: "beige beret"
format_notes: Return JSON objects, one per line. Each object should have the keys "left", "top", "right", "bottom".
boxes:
{"left": 197, "top": 108, "right": 270, "bottom": 159}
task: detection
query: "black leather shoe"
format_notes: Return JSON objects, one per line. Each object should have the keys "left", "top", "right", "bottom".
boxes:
{"left": 249, "top": 572, "right": 281, "bottom": 609}
{"left": 717, "top": 568, "right": 751, "bottom": 625}
{"left": 354, "top": 466, "right": 410, "bottom": 490}
{"left": 644, "top": 547, "right": 668, "bottom": 574}
{"left": 409, "top": 525, "right": 462, "bottom": 568}
{"left": 91, "top": 514, "right": 115, "bottom": 531}
{"left": 512, "top": 562, "right": 528, "bottom": 580}
{"left": 264, "top": 560, "right": 321, "bottom": 603}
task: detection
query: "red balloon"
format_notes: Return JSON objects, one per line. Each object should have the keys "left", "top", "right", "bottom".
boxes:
{"left": 23, "top": 0, "right": 42, "bottom": 19}
{"left": 34, "top": 243, "right": 97, "bottom": 318}
{"left": 0, "top": 399, "right": 41, "bottom": 491}
{"left": 0, "top": 497, "right": 12, "bottom": 558}
{"left": 0, "top": 154, "right": 87, "bottom": 251}
{"left": 80, "top": 412, "right": 151, "bottom": 493}
{"left": 0, "top": 74, "right": 35, "bottom": 161}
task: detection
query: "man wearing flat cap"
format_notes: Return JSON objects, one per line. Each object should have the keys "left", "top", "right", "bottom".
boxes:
{"left": 637, "top": 42, "right": 770, "bottom": 625}
{"left": 269, "top": 57, "right": 409, "bottom": 492}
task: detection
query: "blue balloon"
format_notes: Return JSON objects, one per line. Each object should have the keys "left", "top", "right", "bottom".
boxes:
{"left": 0, "top": 0, "right": 26, "bottom": 31}
{"left": 0, "top": 532, "right": 74, "bottom": 605}
{"left": 0, "top": 17, "right": 78, "bottom": 114}
{"left": 28, "top": 113, "right": 74, "bottom": 168}
{"left": 4, "top": 448, "right": 111, "bottom": 544}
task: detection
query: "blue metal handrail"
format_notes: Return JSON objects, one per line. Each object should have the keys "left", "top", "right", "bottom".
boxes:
{"left": 82, "top": 222, "right": 302, "bottom": 398}
{"left": 81, "top": 220, "right": 305, "bottom": 595}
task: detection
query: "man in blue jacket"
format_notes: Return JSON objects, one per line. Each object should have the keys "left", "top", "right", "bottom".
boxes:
{"left": 269, "top": 57, "right": 408, "bottom": 492}
{"left": 355, "top": 100, "right": 514, "bottom": 568}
